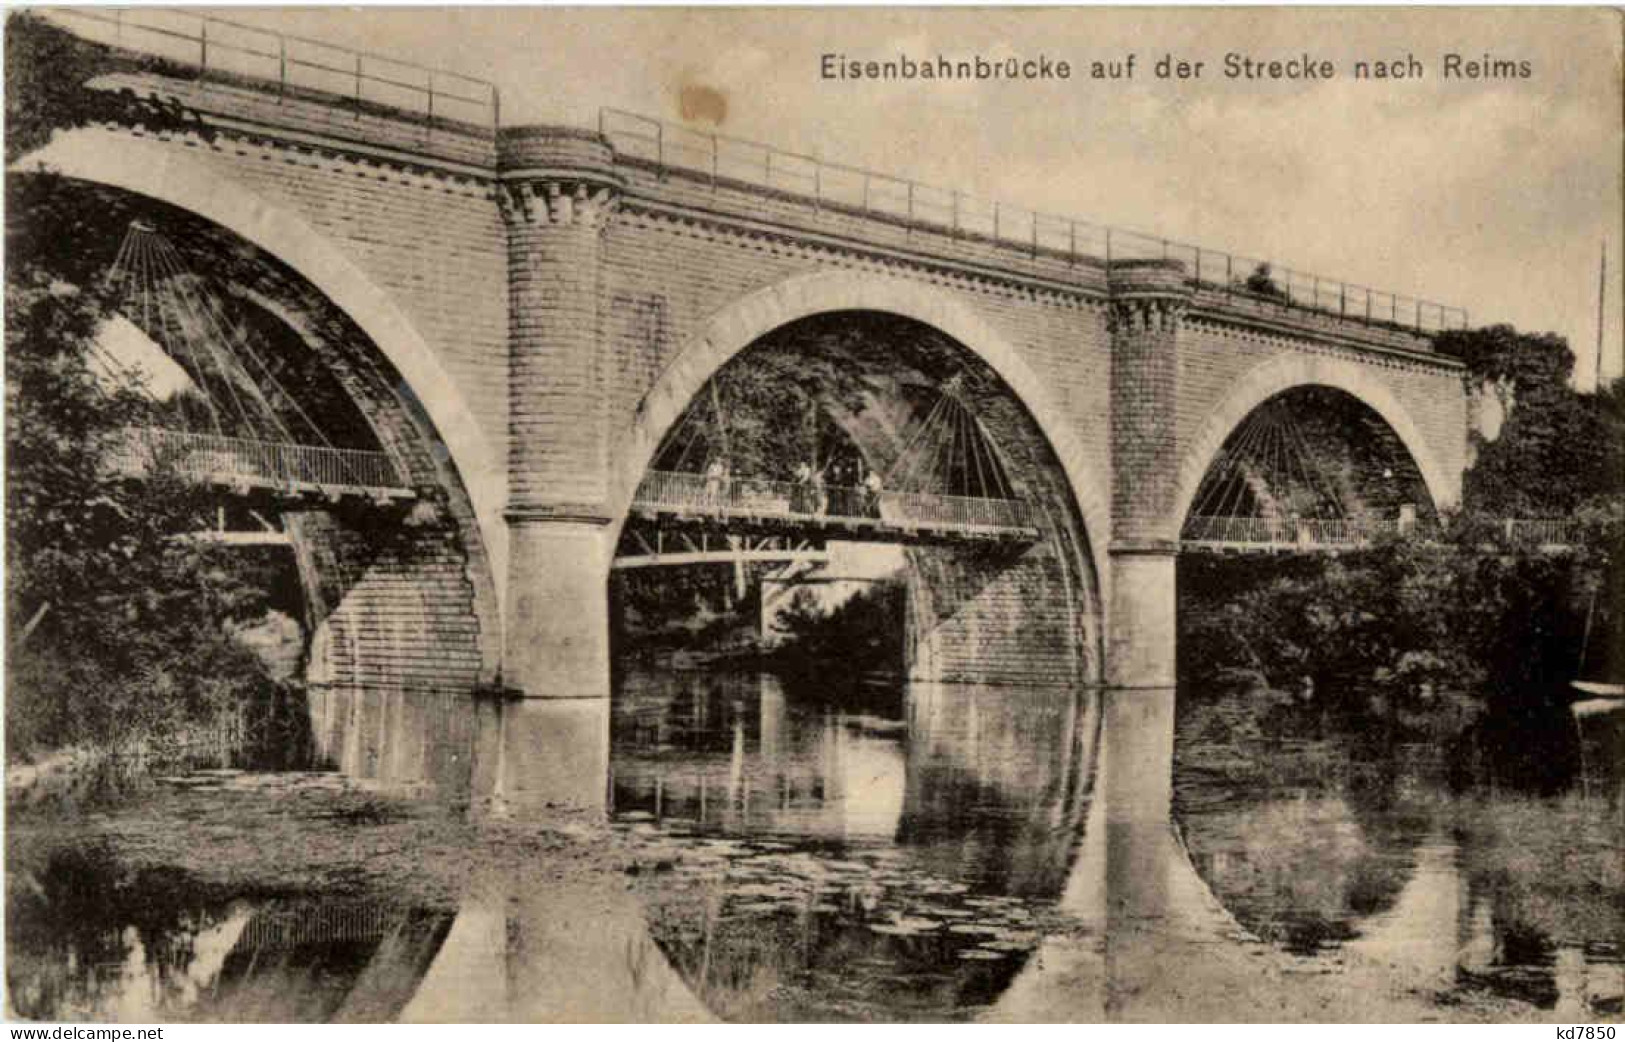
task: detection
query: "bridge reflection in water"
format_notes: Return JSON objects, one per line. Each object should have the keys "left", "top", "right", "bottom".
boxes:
{"left": 17, "top": 680, "right": 1615, "bottom": 1021}
{"left": 374, "top": 674, "right": 1619, "bottom": 1020}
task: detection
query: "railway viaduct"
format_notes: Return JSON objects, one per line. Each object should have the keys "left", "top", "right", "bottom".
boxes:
{"left": 15, "top": 18, "right": 1471, "bottom": 801}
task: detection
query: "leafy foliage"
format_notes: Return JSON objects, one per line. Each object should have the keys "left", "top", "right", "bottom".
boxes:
{"left": 1467, "top": 377, "right": 1623, "bottom": 516}
{"left": 1181, "top": 323, "right": 1622, "bottom": 787}
{"left": 1436, "top": 323, "right": 1576, "bottom": 402}
{"left": 1438, "top": 323, "right": 1622, "bottom": 515}
{"left": 5, "top": 11, "right": 213, "bottom": 166}
{"left": 6, "top": 171, "right": 273, "bottom": 763}
{"left": 655, "top": 330, "right": 881, "bottom": 483}
{"left": 613, "top": 561, "right": 761, "bottom": 651}
{"left": 770, "top": 582, "right": 905, "bottom": 679}
{"left": 1180, "top": 509, "right": 1618, "bottom": 755}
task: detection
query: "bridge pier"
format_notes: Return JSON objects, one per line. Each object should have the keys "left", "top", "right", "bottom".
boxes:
{"left": 504, "top": 519, "right": 613, "bottom": 698}
{"left": 498, "top": 128, "right": 623, "bottom": 702}
{"left": 1106, "top": 544, "right": 1178, "bottom": 692}
{"left": 1103, "top": 543, "right": 1178, "bottom": 839}
{"left": 1101, "top": 681, "right": 1176, "bottom": 918}
{"left": 473, "top": 691, "right": 610, "bottom": 815}
{"left": 1101, "top": 262, "right": 1188, "bottom": 829}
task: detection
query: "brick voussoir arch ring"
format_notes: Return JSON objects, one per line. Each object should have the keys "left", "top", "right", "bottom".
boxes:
{"left": 617, "top": 269, "right": 1113, "bottom": 601}
{"left": 1172, "top": 353, "right": 1459, "bottom": 528}
{"left": 16, "top": 129, "right": 507, "bottom": 602}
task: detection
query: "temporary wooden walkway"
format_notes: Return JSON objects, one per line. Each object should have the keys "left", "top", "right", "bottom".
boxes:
{"left": 109, "top": 426, "right": 415, "bottom": 503}
{"left": 629, "top": 470, "right": 1040, "bottom": 546}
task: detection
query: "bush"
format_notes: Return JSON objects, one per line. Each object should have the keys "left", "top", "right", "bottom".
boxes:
{"left": 5, "top": 175, "right": 276, "bottom": 764}
{"left": 770, "top": 581, "right": 904, "bottom": 679}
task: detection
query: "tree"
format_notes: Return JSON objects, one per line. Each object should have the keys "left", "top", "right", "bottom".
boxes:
{"left": 770, "top": 582, "right": 905, "bottom": 679}
{"left": 6, "top": 30, "right": 269, "bottom": 761}
{"left": 655, "top": 325, "right": 882, "bottom": 483}
{"left": 1437, "top": 325, "right": 1622, "bottom": 515}
{"left": 6, "top": 11, "right": 212, "bottom": 166}
{"left": 1436, "top": 323, "right": 1575, "bottom": 412}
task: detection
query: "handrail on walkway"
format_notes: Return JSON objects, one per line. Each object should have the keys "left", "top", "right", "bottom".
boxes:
{"left": 42, "top": 8, "right": 500, "bottom": 131}
{"left": 109, "top": 426, "right": 412, "bottom": 498}
{"left": 1182, "top": 514, "right": 1582, "bottom": 549}
{"left": 633, "top": 469, "right": 1038, "bottom": 536}
{"left": 599, "top": 107, "right": 1469, "bottom": 335}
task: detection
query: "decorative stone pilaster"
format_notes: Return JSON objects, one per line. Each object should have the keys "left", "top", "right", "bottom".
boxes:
{"left": 1107, "top": 261, "right": 1189, "bottom": 700}
{"left": 498, "top": 126, "right": 623, "bottom": 520}
{"left": 1108, "top": 261, "right": 1192, "bottom": 546}
{"left": 498, "top": 127, "right": 623, "bottom": 697}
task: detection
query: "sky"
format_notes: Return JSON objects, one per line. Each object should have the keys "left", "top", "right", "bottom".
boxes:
{"left": 111, "top": 7, "right": 1625, "bottom": 389}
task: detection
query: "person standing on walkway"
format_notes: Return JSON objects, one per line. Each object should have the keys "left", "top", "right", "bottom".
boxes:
{"left": 706, "top": 457, "right": 728, "bottom": 516}
{"left": 810, "top": 464, "right": 827, "bottom": 517}
{"left": 863, "top": 468, "right": 884, "bottom": 517}
{"left": 793, "top": 460, "right": 813, "bottom": 513}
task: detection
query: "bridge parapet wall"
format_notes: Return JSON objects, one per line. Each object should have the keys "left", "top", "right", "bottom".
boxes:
{"left": 95, "top": 69, "right": 498, "bottom": 170}
{"left": 610, "top": 156, "right": 1113, "bottom": 297}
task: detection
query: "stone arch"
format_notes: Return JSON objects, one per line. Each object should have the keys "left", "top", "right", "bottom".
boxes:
{"left": 14, "top": 128, "right": 507, "bottom": 603}
{"left": 615, "top": 269, "right": 1112, "bottom": 602}
{"left": 1172, "top": 353, "right": 1460, "bottom": 527}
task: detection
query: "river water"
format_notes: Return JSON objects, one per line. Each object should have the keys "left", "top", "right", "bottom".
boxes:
{"left": 6, "top": 665, "right": 1622, "bottom": 1021}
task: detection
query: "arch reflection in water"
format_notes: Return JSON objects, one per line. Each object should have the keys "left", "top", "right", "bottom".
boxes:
{"left": 607, "top": 666, "right": 1102, "bottom": 1020}
{"left": 5, "top": 851, "right": 455, "bottom": 1025}
{"left": 1180, "top": 789, "right": 1625, "bottom": 1017}
{"left": 610, "top": 669, "right": 906, "bottom": 839}
{"left": 898, "top": 682, "right": 1098, "bottom": 898}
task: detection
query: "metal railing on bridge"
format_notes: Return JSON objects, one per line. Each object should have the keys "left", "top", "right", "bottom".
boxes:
{"left": 632, "top": 470, "right": 1039, "bottom": 542}
{"left": 43, "top": 8, "right": 500, "bottom": 131}
{"left": 108, "top": 426, "right": 414, "bottom": 501}
{"left": 599, "top": 108, "right": 1469, "bottom": 335}
{"left": 1500, "top": 518, "right": 1587, "bottom": 548}
{"left": 37, "top": 4, "right": 1466, "bottom": 335}
{"left": 1182, "top": 515, "right": 1402, "bottom": 551}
